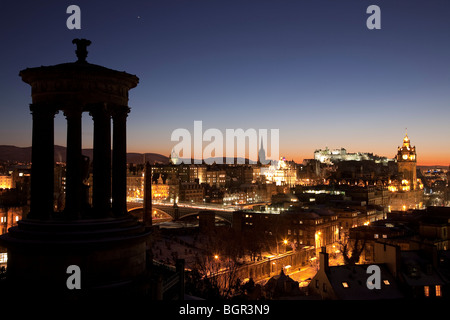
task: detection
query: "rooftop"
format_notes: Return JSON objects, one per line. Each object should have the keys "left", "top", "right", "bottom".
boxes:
{"left": 328, "top": 264, "right": 404, "bottom": 300}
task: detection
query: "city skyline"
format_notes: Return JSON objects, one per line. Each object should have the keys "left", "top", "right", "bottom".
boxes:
{"left": 1, "top": 2, "right": 450, "bottom": 304}
{"left": 1, "top": 1, "right": 449, "bottom": 166}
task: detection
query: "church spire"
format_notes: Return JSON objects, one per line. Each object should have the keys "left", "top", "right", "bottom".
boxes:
{"left": 258, "top": 137, "right": 266, "bottom": 165}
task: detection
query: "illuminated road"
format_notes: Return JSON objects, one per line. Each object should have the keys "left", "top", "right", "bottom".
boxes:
{"left": 127, "top": 200, "right": 237, "bottom": 223}
{"left": 254, "top": 254, "right": 343, "bottom": 287}
{"left": 127, "top": 200, "right": 271, "bottom": 212}
{"left": 152, "top": 201, "right": 238, "bottom": 212}
{"left": 285, "top": 266, "right": 318, "bottom": 287}
{"left": 127, "top": 200, "right": 239, "bottom": 212}
{"left": 255, "top": 265, "right": 318, "bottom": 287}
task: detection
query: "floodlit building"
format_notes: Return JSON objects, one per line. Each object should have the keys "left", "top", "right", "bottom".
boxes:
{"left": 260, "top": 157, "right": 297, "bottom": 187}
{"left": 0, "top": 176, "right": 12, "bottom": 189}
{"left": 396, "top": 132, "right": 418, "bottom": 191}
{"left": 388, "top": 132, "right": 424, "bottom": 211}
{"left": 314, "top": 147, "right": 390, "bottom": 165}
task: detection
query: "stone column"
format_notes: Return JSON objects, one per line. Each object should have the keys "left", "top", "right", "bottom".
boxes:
{"left": 176, "top": 259, "right": 185, "bottom": 299}
{"left": 111, "top": 106, "right": 130, "bottom": 217}
{"left": 29, "top": 104, "right": 56, "bottom": 220}
{"left": 64, "top": 108, "right": 83, "bottom": 218}
{"left": 143, "top": 161, "right": 152, "bottom": 226}
{"left": 90, "top": 104, "right": 111, "bottom": 217}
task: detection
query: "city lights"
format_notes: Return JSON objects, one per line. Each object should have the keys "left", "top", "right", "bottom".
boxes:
{"left": 0, "top": 1, "right": 449, "bottom": 308}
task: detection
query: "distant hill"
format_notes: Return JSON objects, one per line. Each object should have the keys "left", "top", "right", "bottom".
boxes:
{"left": 0, "top": 145, "right": 169, "bottom": 164}
{"left": 126, "top": 152, "right": 169, "bottom": 164}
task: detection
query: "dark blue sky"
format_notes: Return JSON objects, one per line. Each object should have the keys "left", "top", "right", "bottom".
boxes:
{"left": 1, "top": 0, "right": 449, "bottom": 164}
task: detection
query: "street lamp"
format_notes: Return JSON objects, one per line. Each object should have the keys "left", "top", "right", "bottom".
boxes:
{"left": 315, "top": 231, "right": 322, "bottom": 254}
{"left": 283, "top": 239, "right": 289, "bottom": 253}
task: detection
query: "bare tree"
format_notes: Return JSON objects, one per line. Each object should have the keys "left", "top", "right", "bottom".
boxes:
{"left": 190, "top": 228, "right": 243, "bottom": 299}
{"left": 338, "top": 234, "right": 366, "bottom": 265}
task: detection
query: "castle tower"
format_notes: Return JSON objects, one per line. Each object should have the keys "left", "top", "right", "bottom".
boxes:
{"left": 396, "top": 130, "right": 417, "bottom": 190}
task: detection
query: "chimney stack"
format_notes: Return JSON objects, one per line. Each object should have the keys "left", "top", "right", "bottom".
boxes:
{"left": 319, "top": 246, "right": 329, "bottom": 273}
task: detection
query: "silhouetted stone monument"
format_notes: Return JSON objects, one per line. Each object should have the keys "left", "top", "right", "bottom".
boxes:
{"left": 0, "top": 39, "right": 151, "bottom": 300}
{"left": 72, "top": 38, "right": 91, "bottom": 63}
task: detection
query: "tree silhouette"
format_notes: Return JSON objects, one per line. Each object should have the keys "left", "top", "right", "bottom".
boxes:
{"left": 338, "top": 235, "right": 366, "bottom": 265}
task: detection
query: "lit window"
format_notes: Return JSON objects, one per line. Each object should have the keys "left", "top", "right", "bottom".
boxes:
{"left": 424, "top": 286, "right": 430, "bottom": 297}
{"left": 383, "top": 280, "right": 390, "bottom": 285}
{"left": 342, "top": 282, "right": 349, "bottom": 288}
{"left": 436, "top": 285, "right": 442, "bottom": 297}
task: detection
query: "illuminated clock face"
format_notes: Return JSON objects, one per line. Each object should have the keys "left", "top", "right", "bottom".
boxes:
{"left": 402, "top": 154, "right": 408, "bottom": 160}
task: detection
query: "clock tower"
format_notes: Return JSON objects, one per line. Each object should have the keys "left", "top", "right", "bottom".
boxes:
{"left": 396, "top": 131, "right": 417, "bottom": 190}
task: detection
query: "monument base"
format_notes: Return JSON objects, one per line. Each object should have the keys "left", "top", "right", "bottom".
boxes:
{"left": 0, "top": 214, "right": 151, "bottom": 300}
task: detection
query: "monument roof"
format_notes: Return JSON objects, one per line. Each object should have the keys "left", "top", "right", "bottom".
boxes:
{"left": 19, "top": 39, "right": 139, "bottom": 106}
{"left": 19, "top": 61, "right": 139, "bottom": 88}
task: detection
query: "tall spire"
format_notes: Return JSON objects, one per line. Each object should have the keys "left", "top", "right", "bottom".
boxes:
{"left": 402, "top": 128, "right": 410, "bottom": 148}
{"left": 258, "top": 136, "right": 266, "bottom": 164}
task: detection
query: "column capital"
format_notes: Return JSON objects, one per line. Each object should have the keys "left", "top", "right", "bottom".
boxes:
{"left": 29, "top": 103, "right": 59, "bottom": 117}
{"left": 110, "top": 105, "right": 130, "bottom": 120}
{"left": 63, "top": 107, "right": 83, "bottom": 119}
{"left": 87, "top": 103, "right": 111, "bottom": 118}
